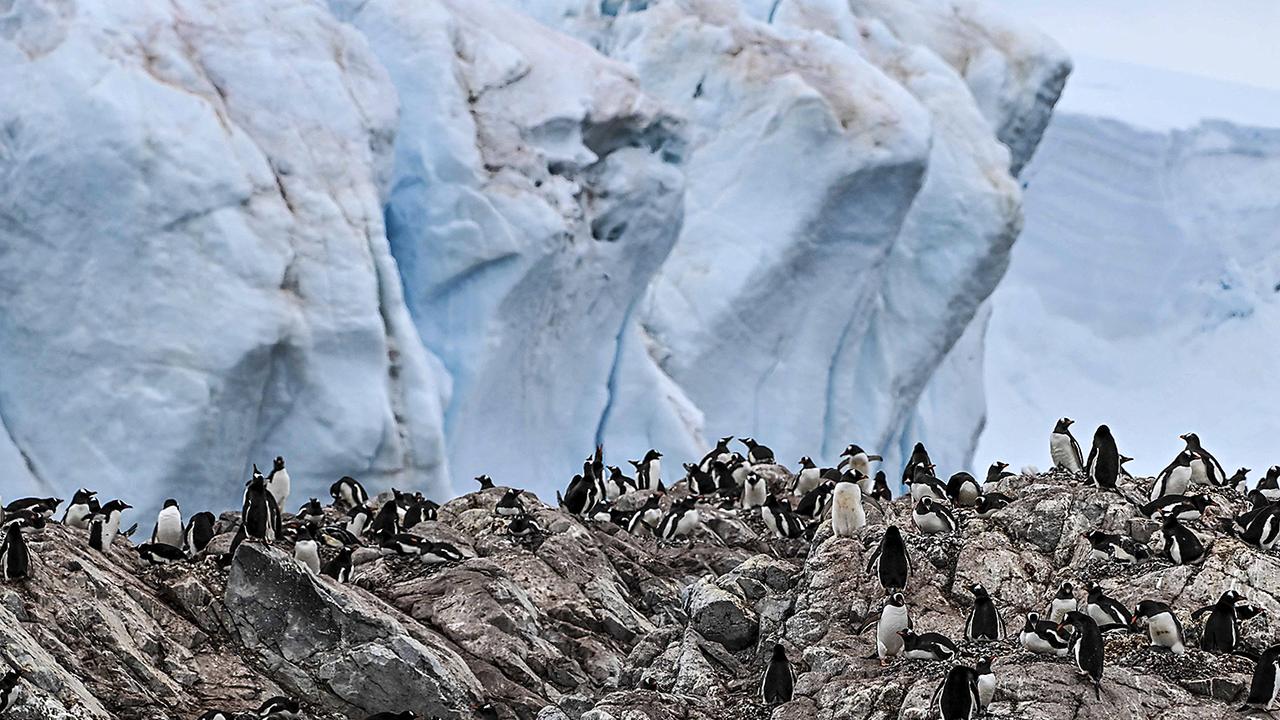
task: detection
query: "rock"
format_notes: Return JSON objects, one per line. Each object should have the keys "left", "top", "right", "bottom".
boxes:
{"left": 684, "top": 577, "right": 758, "bottom": 651}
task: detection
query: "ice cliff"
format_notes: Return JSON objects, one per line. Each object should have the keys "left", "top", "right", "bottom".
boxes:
{"left": 0, "top": 0, "right": 1069, "bottom": 507}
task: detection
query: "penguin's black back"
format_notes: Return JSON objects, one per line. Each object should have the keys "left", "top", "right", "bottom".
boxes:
{"left": 968, "top": 595, "right": 1000, "bottom": 640}
{"left": 938, "top": 665, "right": 978, "bottom": 720}
{"left": 878, "top": 527, "right": 909, "bottom": 590}
{"left": 761, "top": 645, "right": 793, "bottom": 705}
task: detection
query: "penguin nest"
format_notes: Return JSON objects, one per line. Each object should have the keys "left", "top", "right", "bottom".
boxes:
{"left": 1111, "top": 638, "right": 1252, "bottom": 682}
{"left": 1073, "top": 555, "right": 1169, "bottom": 583}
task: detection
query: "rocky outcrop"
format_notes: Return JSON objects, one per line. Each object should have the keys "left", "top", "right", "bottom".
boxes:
{"left": 0, "top": 466, "right": 1275, "bottom": 719}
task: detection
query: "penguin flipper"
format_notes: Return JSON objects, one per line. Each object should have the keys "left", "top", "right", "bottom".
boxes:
{"left": 1190, "top": 605, "right": 1214, "bottom": 620}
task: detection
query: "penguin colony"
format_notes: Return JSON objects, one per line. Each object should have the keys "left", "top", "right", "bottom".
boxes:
{"left": 2, "top": 425, "right": 1280, "bottom": 717}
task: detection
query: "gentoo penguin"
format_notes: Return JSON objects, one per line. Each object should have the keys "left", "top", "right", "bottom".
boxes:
{"left": 1228, "top": 467, "right": 1251, "bottom": 494}
{"left": 973, "top": 493, "right": 1012, "bottom": 518}
{"left": 0, "top": 521, "right": 30, "bottom": 581}
{"left": 793, "top": 457, "right": 822, "bottom": 496}
{"left": 975, "top": 657, "right": 996, "bottom": 710}
{"left": 866, "top": 525, "right": 911, "bottom": 592}
{"left": 294, "top": 526, "right": 321, "bottom": 574}
{"left": 369, "top": 495, "right": 403, "bottom": 541}
{"left": 508, "top": 513, "right": 543, "bottom": 538}
{"left": 1150, "top": 451, "right": 1194, "bottom": 501}
{"left": 258, "top": 696, "right": 300, "bottom": 719}
{"left": 1082, "top": 529, "right": 1149, "bottom": 564}
{"left": 869, "top": 471, "right": 893, "bottom": 503}
{"left": 1086, "top": 424, "right": 1120, "bottom": 491}
{"left": 899, "top": 628, "right": 957, "bottom": 661}
{"left": 297, "top": 498, "right": 325, "bottom": 526}
{"left": 712, "top": 461, "right": 740, "bottom": 504}
{"left": 1240, "top": 643, "right": 1280, "bottom": 713}
{"left": 699, "top": 436, "right": 734, "bottom": 474}
{"left": 1049, "top": 418, "right": 1084, "bottom": 473}
{"left": 946, "top": 472, "right": 981, "bottom": 507}
{"left": 1193, "top": 589, "right": 1262, "bottom": 655}
{"left": 184, "top": 512, "right": 216, "bottom": 557}
{"left": 985, "top": 461, "right": 1015, "bottom": 488}
{"left": 420, "top": 540, "right": 466, "bottom": 565}
{"left": 831, "top": 474, "right": 867, "bottom": 537}
{"left": 901, "top": 442, "right": 932, "bottom": 487}
{"left": 729, "top": 453, "right": 751, "bottom": 490}
{"left": 1139, "top": 494, "right": 1214, "bottom": 522}
{"left": 859, "top": 592, "right": 911, "bottom": 660}
{"left": 1019, "top": 612, "right": 1070, "bottom": 656}
{"left": 0, "top": 669, "right": 22, "bottom": 713}
{"left": 797, "top": 481, "right": 834, "bottom": 519}
{"left": 345, "top": 504, "right": 372, "bottom": 539}
{"left": 1181, "top": 432, "right": 1226, "bottom": 486}
{"left": 474, "top": 474, "right": 496, "bottom": 491}
{"left": 4, "top": 497, "right": 61, "bottom": 519}
{"left": 381, "top": 532, "right": 428, "bottom": 557}
{"left": 62, "top": 488, "right": 99, "bottom": 529}
{"left": 403, "top": 499, "right": 438, "bottom": 529}
{"left": 760, "top": 643, "right": 794, "bottom": 706}
{"left": 495, "top": 489, "right": 525, "bottom": 517}
{"left": 684, "top": 463, "right": 717, "bottom": 497}
{"left": 151, "top": 499, "right": 183, "bottom": 548}
{"left": 266, "top": 456, "right": 291, "bottom": 513}
{"left": 1059, "top": 611, "right": 1105, "bottom": 699}
{"left": 321, "top": 546, "right": 353, "bottom": 583}
{"left": 760, "top": 495, "right": 806, "bottom": 540}
{"left": 657, "top": 498, "right": 699, "bottom": 541}
{"left": 739, "top": 438, "right": 774, "bottom": 465}
{"left": 930, "top": 664, "right": 980, "bottom": 720}
{"left": 1047, "top": 581, "right": 1078, "bottom": 623}
{"left": 603, "top": 466, "right": 632, "bottom": 500}
{"left": 1083, "top": 582, "right": 1132, "bottom": 630}
{"left": 1257, "top": 466, "right": 1280, "bottom": 500}
{"left": 907, "top": 465, "right": 948, "bottom": 503}
{"left": 1161, "top": 515, "right": 1205, "bottom": 565}
{"left": 1229, "top": 503, "right": 1280, "bottom": 550}
{"left": 559, "top": 473, "right": 597, "bottom": 517}
{"left": 912, "top": 497, "right": 957, "bottom": 535}
{"left": 740, "top": 471, "right": 768, "bottom": 509}
{"left": 626, "top": 493, "right": 664, "bottom": 534}
{"left": 1118, "top": 454, "right": 1136, "bottom": 479}
{"left": 242, "top": 474, "right": 281, "bottom": 542}
{"left": 89, "top": 500, "right": 132, "bottom": 553}
{"left": 631, "top": 450, "right": 663, "bottom": 491}
{"left": 839, "top": 445, "right": 882, "bottom": 487}
{"left": 965, "top": 584, "right": 1004, "bottom": 641}
{"left": 330, "top": 476, "right": 369, "bottom": 508}
{"left": 137, "top": 542, "right": 187, "bottom": 565}
{"left": 317, "top": 524, "right": 358, "bottom": 548}
{"left": 1133, "top": 600, "right": 1186, "bottom": 653}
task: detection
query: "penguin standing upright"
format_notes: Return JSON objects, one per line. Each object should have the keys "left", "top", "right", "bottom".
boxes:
{"left": 760, "top": 495, "right": 806, "bottom": 539}
{"left": 975, "top": 657, "right": 996, "bottom": 710}
{"left": 793, "top": 457, "right": 822, "bottom": 496}
{"left": 1240, "top": 643, "right": 1280, "bottom": 713}
{"left": 266, "top": 456, "right": 291, "bottom": 512}
{"left": 1050, "top": 418, "right": 1084, "bottom": 473}
{"left": 1133, "top": 600, "right": 1186, "bottom": 654}
{"left": 603, "top": 467, "right": 632, "bottom": 500}
{"left": 831, "top": 474, "right": 867, "bottom": 537}
{"left": 1083, "top": 582, "right": 1132, "bottom": 629}
{"left": 839, "top": 445, "right": 882, "bottom": 487}
{"left": 242, "top": 474, "right": 281, "bottom": 542}
{"left": 869, "top": 471, "right": 893, "bottom": 503}
{"left": 631, "top": 450, "right": 663, "bottom": 491}
{"left": 1151, "top": 451, "right": 1194, "bottom": 501}
{"left": 62, "top": 488, "right": 99, "bottom": 529}
{"left": 151, "top": 499, "right": 183, "bottom": 549}
{"left": 330, "top": 476, "right": 369, "bottom": 508}
{"left": 559, "top": 473, "right": 598, "bottom": 517}
{"left": 760, "top": 643, "right": 794, "bottom": 706}
{"left": 0, "top": 521, "right": 30, "bottom": 581}
{"left": 657, "top": 498, "right": 699, "bottom": 541}
{"left": 1047, "top": 581, "right": 1078, "bottom": 623}
{"left": 699, "top": 437, "right": 734, "bottom": 474}
{"left": 684, "top": 463, "right": 718, "bottom": 497}
{"left": 866, "top": 525, "right": 911, "bottom": 592}
{"left": 965, "top": 584, "right": 1004, "bottom": 641}
{"left": 740, "top": 471, "right": 768, "bottom": 509}
{"left": 1228, "top": 467, "right": 1251, "bottom": 494}
{"left": 293, "top": 525, "right": 321, "bottom": 574}
{"left": 1059, "top": 611, "right": 1105, "bottom": 699}
{"left": 930, "top": 664, "right": 980, "bottom": 720}
{"left": 861, "top": 592, "right": 911, "bottom": 660}
{"left": 1086, "top": 425, "right": 1120, "bottom": 490}
{"left": 1161, "top": 515, "right": 1205, "bottom": 565}
{"left": 901, "top": 443, "right": 932, "bottom": 487}
{"left": 1181, "top": 432, "right": 1226, "bottom": 486}
{"left": 1192, "top": 590, "right": 1261, "bottom": 655}
{"left": 184, "top": 512, "right": 217, "bottom": 557}
{"left": 89, "top": 500, "right": 131, "bottom": 553}
{"left": 321, "top": 547, "right": 353, "bottom": 583}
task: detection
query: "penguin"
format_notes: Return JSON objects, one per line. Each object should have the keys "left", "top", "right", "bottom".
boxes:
{"left": 1150, "top": 451, "right": 1194, "bottom": 501}
{"left": 1019, "top": 612, "right": 1070, "bottom": 656}
{"left": 973, "top": 493, "right": 1012, "bottom": 518}
{"left": 946, "top": 472, "right": 981, "bottom": 507}
{"left": 869, "top": 471, "right": 893, "bottom": 503}
{"left": 1086, "top": 424, "right": 1120, "bottom": 490}
{"left": 1258, "top": 466, "right": 1280, "bottom": 500}
{"left": 0, "top": 521, "right": 31, "bottom": 581}
{"left": 1240, "top": 643, "right": 1280, "bottom": 713}
{"left": 740, "top": 471, "right": 768, "bottom": 509}
{"left": 89, "top": 500, "right": 132, "bottom": 553}
{"left": 793, "top": 457, "right": 822, "bottom": 496}
{"left": 930, "top": 664, "right": 980, "bottom": 720}
{"left": 345, "top": 504, "right": 373, "bottom": 539}
{"left": 739, "top": 437, "right": 774, "bottom": 465}
{"left": 1047, "top": 581, "right": 1078, "bottom": 623}
{"left": 760, "top": 495, "right": 807, "bottom": 540}
{"left": 1082, "top": 529, "right": 1149, "bottom": 564}
{"left": 1181, "top": 432, "right": 1226, "bottom": 486}
{"left": 62, "top": 488, "right": 99, "bottom": 529}
{"left": 1133, "top": 600, "right": 1186, "bottom": 653}
{"left": 403, "top": 499, "right": 439, "bottom": 529}
{"left": 901, "top": 442, "right": 932, "bottom": 487}
{"left": 760, "top": 643, "right": 794, "bottom": 706}
{"left": 294, "top": 525, "right": 321, "bottom": 574}
{"left": 861, "top": 592, "right": 911, "bottom": 660}
{"left": 603, "top": 466, "right": 633, "bottom": 500}
{"left": 242, "top": 474, "right": 281, "bottom": 542}
{"left": 657, "top": 498, "right": 699, "bottom": 541}
{"left": 495, "top": 488, "right": 525, "bottom": 517}
{"left": 317, "top": 524, "right": 359, "bottom": 548}
{"left": 1118, "top": 454, "right": 1136, "bottom": 479}
{"left": 1230, "top": 503, "right": 1280, "bottom": 550}
{"left": 1228, "top": 467, "right": 1251, "bottom": 494}
{"left": 474, "top": 475, "right": 496, "bottom": 491}
{"left": 151, "top": 499, "right": 183, "bottom": 549}
{"left": 712, "top": 460, "right": 740, "bottom": 503}
{"left": 1139, "top": 494, "right": 1214, "bottom": 522}
{"left": 1059, "top": 611, "right": 1105, "bottom": 699}
{"left": 381, "top": 533, "right": 428, "bottom": 557}
{"left": 907, "top": 464, "right": 948, "bottom": 503}
{"left": 684, "top": 463, "right": 718, "bottom": 497}
{"left": 330, "top": 476, "right": 369, "bottom": 508}
{"left": 258, "top": 696, "right": 300, "bottom": 719}
{"left": 1161, "top": 515, "right": 1205, "bottom": 565}
{"left": 321, "top": 546, "right": 353, "bottom": 583}
{"left": 4, "top": 497, "right": 61, "bottom": 519}
{"left": 1049, "top": 418, "right": 1084, "bottom": 473}
{"left": 975, "top": 657, "right": 996, "bottom": 710}
{"left": 1083, "top": 582, "right": 1132, "bottom": 630}
{"left": 912, "top": 497, "right": 957, "bottom": 535}
{"left": 297, "top": 498, "right": 325, "bottom": 526}
{"left": 1192, "top": 589, "right": 1259, "bottom": 655}
{"left": 559, "top": 473, "right": 597, "bottom": 517}
{"left": 699, "top": 436, "right": 734, "bottom": 474}
{"left": 369, "top": 496, "right": 401, "bottom": 541}
{"left": 831, "top": 473, "right": 868, "bottom": 537}
{"left": 631, "top": 449, "right": 663, "bottom": 491}
{"left": 420, "top": 540, "right": 466, "bottom": 565}
{"left": 965, "top": 583, "right": 1003, "bottom": 641}
{"left": 899, "top": 628, "right": 957, "bottom": 661}
{"left": 839, "top": 445, "right": 882, "bottom": 487}
{"left": 0, "top": 669, "right": 22, "bottom": 713}
{"left": 985, "top": 461, "right": 1015, "bottom": 488}
{"left": 137, "top": 542, "right": 188, "bottom": 565}
{"left": 865, "top": 525, "right": 911, "bottom": 592}
{"left": 508, "top": 513, "right": 543, "bottom": 539}
{"left": 796, "top": 481, "right": 834, "bottom": 519}
{"left": 626, "top": 493, "right": 664, "bottom": 534}
{"left": 184, "top": 512, "right": 217, "bottom": 557}
{"left": 266, "top": 456, "right": 291, "bottom": 513}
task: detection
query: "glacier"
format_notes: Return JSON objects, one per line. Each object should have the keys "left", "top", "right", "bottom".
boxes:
{"left": 0, "top": 0, "right": 1069, "bottom": 510}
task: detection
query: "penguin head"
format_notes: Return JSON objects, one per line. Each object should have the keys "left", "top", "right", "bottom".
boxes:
{"left": 896, "top": 627, "right": 916, "bottom": 640}
{"left": 161, "top": 498, "right": 179, "bottom": 510}
{"left": 888, "top": 592, "right": 905, "bottom": 607}
{"left": 1179, "top": 432, "right": 1201, "bottom": 449}
{"left": 475, "top": 475, "right": 495, "bottom": 489}
{"left": 1025, "top": 611, "right": 1040, "bottom": 627}
{"left": 102, "top": 500, "right": 132, "bottom": 513}
{"left": 273, "top": 456, "right": 286, "bottom": 471}
{"left": 1094, "top": 424, "right": 1111, "bottom": 437}
{"left": 1056, "top": 580, "right": 1074, "bottom": 597}
{"left": 991, "top": 461, "right": 1009, "bottom": 471}
{"left": 1221, "top": 589, "right": 1247, "bottom": 605}
{"left": 883, "top": 524, "right": 902, "bottom": 541}
{"left": 771, "top": 643, "right": 787, "bottom": 661}
{"left": 970, "top": 583, "right": 988, "bottom": 599}
{"left": 72, "top": 488, "right": 97, "bottom": 502}
{"left": 644, "top": 449, "right": 662, "bottom": 462}
{"left": 917, "top": 497, "right": 934, "bottom": 511}
{"left": 717, "top": 436, "right": 733, "bottom": 448}
{"left": 739, "top": 437, "right": 757, "bottom": 448}
{"left": 976, "top": 656, "right": 994, "bottom": 674}
{"left": 842, "top": 444, "right": 865, "bottom": 457}
{"left": 1054, "top": 417, "right": 1074, "bottom": 432}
